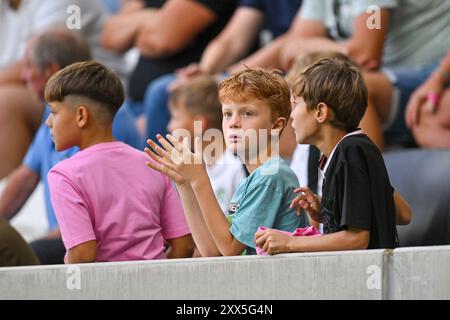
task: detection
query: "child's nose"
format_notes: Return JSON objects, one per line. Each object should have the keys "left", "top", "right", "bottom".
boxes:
{"left": 228, "top": 114, "right": 241, "bottom": 128}
{"left": 45, "top": 115, "right": 52, "bottom": 128}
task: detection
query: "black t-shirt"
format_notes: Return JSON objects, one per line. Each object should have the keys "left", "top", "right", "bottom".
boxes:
{"left": 320, "top": 133, "right": 398, "bottom": 249}
{"left": 128, "top": 0, "right": 238, "bottom": 102}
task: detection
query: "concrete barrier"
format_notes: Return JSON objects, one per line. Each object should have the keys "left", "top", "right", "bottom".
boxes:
{"left": 0, "top": 250, "right": 388, "bottom": 300}
{"left": 1, "top": 246, "right": 448, "bottom": 300}
{"left": 389, "top": 246, "right": 450, "bottom": 300}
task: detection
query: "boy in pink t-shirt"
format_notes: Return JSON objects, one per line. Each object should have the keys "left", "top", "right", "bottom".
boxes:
{"left": 45, "top": 61, "right": 194, "bottom": 263}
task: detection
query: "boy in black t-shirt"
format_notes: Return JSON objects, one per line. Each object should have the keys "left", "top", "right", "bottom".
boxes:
{"left": 255, "top": 55, "right": 411, "bottom": 254}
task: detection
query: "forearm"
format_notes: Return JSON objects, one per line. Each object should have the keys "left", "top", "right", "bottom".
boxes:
{"left": 287, "top": 229, "right": 370, "bottom": 252}
{"left": 101, "top": 9, "right": 155, "bottom": 52}
{"left": 393, "top": 191, "right": 412, "bottom": 225}
{"left": 191, "top": 176, "right": 238, "bottom": 256}
{"left": 227, "top": 34, "right": 290, "bottom": 73}
{"left": 176, "top": 183, "right": 221, "bottom": 256}
{"left": 66, "top": 240, "right": 97, "bottom": 264}
{"left": 0, "top": 166, "right": 39, "bottom": 220}
{"left": 199, "top": 38, "right": 246, "bottom": 75}
{"left": 165, "top": 234, "right": 195, "bottom": 259}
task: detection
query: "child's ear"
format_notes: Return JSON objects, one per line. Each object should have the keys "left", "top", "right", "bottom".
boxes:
{"left": 272, "top": 117, "right": 287, "bottom": 132}
{"left": 76, "top": 106, "right": 89, "bottom": 128}
{"left": 315, "top": 102, "right": 330, "bottom": 124}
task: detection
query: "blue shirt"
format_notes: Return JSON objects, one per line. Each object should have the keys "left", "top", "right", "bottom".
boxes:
{"left": 23, "top": 105, "right": 142, "bottom": 231}
{"left": 227, "top": 155, "right": 307, "bottom": 255}
{"left": 239, "top": 0, "right": 303, "bottom": 38}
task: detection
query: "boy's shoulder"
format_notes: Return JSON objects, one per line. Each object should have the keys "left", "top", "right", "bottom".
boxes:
{"left": 336, "top": 134, "right": 382, "bottom": 161}
{"left": 331, "top": 134, "right": 387, "bottom": 174}
{"left": 49, "top": 142, "right": 144, "bottom": 176}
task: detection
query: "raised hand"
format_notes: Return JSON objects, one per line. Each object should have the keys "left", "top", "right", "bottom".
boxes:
{"left": 290, "top": 187, "right": 321, "bottom": 221}
{"left": 144, "top": 134, "right": 206, "bottom": 185}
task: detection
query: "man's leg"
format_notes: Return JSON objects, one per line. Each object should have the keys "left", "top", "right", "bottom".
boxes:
{"left": 29, "top": 237, "right": 66, "bottom": 265}
{"left": 0, "top": 218, "right": 40, "bottom": 267}
{"left": 0, "top": 85, "right": 42, "bottom": 179}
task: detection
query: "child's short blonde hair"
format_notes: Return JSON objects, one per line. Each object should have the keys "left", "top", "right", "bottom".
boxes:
{"left": 218, "top": 68, "right": 291, "bottom": 121}
{"left": 169, "top": 76, "right": 222, "bottom": 130}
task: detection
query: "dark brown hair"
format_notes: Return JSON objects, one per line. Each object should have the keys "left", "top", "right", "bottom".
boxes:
{"left": 292, "top": 56, "right": 368, "bottom": 132}
{"left": 44, "top": 61, "right": 124, "bottom": 118}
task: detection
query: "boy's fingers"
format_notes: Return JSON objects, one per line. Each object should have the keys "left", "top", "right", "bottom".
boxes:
{"left": 296, "top": 187, "right": 315, "bottom": 199}
{"left": 156, "top": 134, "right": 176, "bottom": 153}
{"left": 298, "top": 200, "right": 310, "bottom": 209}
{"left": 146, "top": 160, "right": 165, "bottom": 175}
{"left": 144, "top": 147, "right": 162, "bottom": 163}
{"left": 147, "top": 141, "right": 170, "bottom": 159}
{"left": 165, "top": 134, "right": 184, "bottom": 152}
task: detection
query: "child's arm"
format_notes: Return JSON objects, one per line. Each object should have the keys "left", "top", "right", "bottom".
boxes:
{"left": 394, "top": 191, "right": 412, "bottom": 225}
{"left": 66, "top": 240, "right": 97, "bottom": 263}
{"left": 165, "top": 234, "right": 195, "bottom": 259}
{"left": 255, "top": 227, "right": 369, "bottom": 255}
{"left": 146, "top": 144, "right": 221, "bottom": 257}
{"left": 145, "top": 136, "right": 245, "bottom": 256}
{"left": 190, "top": 174, "right": 247, "bottom": 256}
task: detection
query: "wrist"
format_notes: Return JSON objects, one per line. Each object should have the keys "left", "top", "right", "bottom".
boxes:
{"left": 287, "top": 236, "right": 302, "bottom": 253}
{"left": 190, "top": 171, "right": 209, "bottom": 190}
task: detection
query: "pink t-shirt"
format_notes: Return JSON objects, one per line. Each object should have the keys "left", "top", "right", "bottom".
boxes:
{"left": 48, "top": 142, "right": 190, "bottom": 262}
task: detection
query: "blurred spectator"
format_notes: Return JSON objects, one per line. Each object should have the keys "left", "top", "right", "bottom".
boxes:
{"left": 0, "top": 0, "right": 128, "bottom": 179}
{"left": 143, "top": 0, "right": 303, "bottom": 144}
{"left": 102, "top": 0, "right": 237, "bottom": 118}
{"left": 405, "top": 50, "right": 450, "bottom": 148}
{"left": 274, "top": 0, "right": 449, "bottom": 149}
{"left": 0, "top": 218, "right": 39, "bottom": 267}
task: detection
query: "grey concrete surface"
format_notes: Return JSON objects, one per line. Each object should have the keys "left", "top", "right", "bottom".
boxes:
{"left": 0, "top": 250, "right": 388, "bottom": 300}
{"left": 389, "top": 246, "right": 450, "bottom": 300}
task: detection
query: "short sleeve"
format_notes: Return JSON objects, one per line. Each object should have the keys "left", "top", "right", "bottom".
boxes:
{"left": 238, "top": 0, "right": 263, "bottom": 11}
{"left": 230, "top": 184, "right": 282, "bottom": 248}
{"left": 23, "top": 125, "right": 45, "bottom": 174}
{"left": 197, "top": 0, "right": 238, "bottom": 16}
{"left": 159, "top": 176, "right": 191, "bottom": 240}
{"left": 352, "top": 0, "right": 398, "bottom": 16}
{"left": 300, "top": 0, "right": 327, "bottom": 22}
{"left": 48, "top": 170, "right": 96, "bottom": 250}
{"left": 337, "top": 161, "right": 372, "bottom": 231}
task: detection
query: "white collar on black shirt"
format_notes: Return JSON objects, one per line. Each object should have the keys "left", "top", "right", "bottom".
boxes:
{"left": 320, "top": 129, "right": 363, "bottom": 175}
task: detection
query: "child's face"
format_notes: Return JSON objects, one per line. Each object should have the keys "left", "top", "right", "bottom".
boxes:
{"left": 290, "top": 95, "right": 318, "bottom": 145}
{"left": 45, "top": 101, "right": 79, "bottom": 151}
{"left": 222, "top": 99, "right": 275, "bottom": 159}
{"left": 167, "top": 103, "right": 196, "bottom": 137}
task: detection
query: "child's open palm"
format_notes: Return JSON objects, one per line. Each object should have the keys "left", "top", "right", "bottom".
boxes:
{"left": 145, "top": 134, "right": 206, "bottom": 185}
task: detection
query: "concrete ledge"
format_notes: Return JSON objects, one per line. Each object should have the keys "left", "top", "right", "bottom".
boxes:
{"left": 0, "top": 250, "right": 388, "bottom": 300}
{"left": 389, "top": 246, "right": 450, "bottom": 300}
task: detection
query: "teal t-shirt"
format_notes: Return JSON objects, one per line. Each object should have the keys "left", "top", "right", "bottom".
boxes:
{"left": 227, "top": 155, "right": 307, "bottom": 255}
